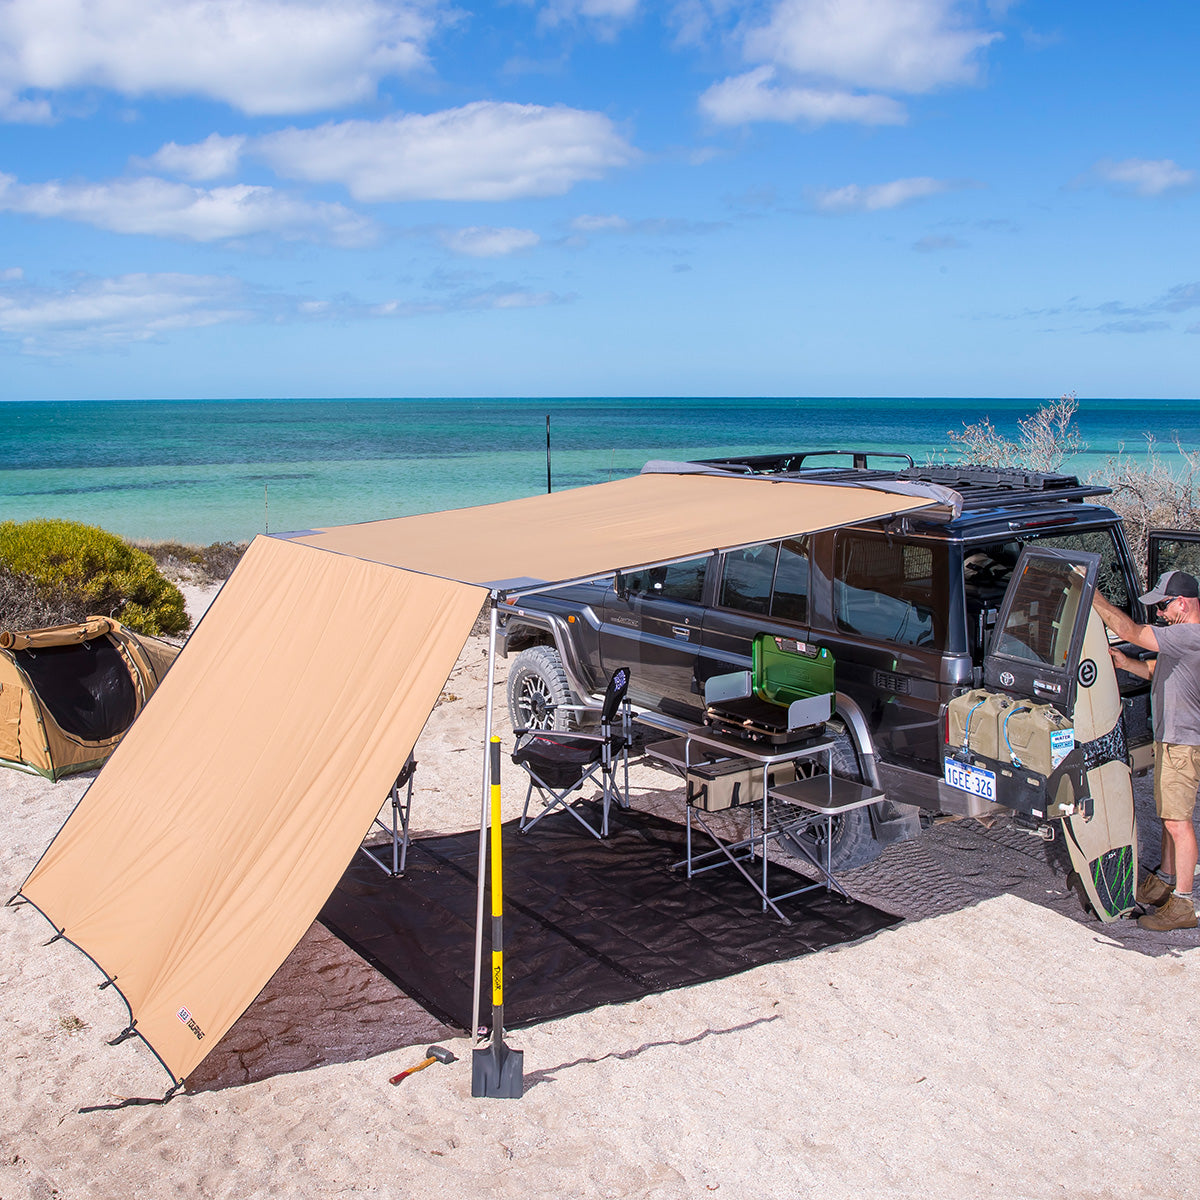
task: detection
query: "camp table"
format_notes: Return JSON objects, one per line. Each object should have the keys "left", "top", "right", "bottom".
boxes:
{"left": 639, "top": 714, "right": 851, "bottom": 923}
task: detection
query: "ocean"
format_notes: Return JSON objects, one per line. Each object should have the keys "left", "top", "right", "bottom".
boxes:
{"left": 2, "top": 396, "right": 1197, "bottom": 545}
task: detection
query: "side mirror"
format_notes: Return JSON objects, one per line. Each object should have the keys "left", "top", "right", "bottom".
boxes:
{"left": 614, "top": 570, "right": 628, "bottom": 599}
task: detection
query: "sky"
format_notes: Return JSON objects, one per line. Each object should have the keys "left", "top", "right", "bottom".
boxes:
{"left": 0, "top": 0, "right": 1197, "bottom": 400}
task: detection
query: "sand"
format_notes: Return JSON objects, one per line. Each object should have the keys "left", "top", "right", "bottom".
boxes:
{"left": 3, "top": 582, "right": 1199, "bottom": 1200}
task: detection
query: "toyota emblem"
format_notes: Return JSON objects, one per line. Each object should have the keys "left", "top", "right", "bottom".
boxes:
{"left": 999, "top": 670, "right": 1015, "bottom": 688}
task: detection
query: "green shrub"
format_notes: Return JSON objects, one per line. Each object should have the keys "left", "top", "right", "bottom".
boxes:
{"left": 0, "top": 519, "right": 190, "bottom": 636}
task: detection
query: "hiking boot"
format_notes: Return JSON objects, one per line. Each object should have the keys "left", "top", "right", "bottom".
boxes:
{"left": 1137, "top": 872, "right": 1174, "bottom": 908}
{"left": 1137, "top": 894, "right": 1198, "bottom": 931}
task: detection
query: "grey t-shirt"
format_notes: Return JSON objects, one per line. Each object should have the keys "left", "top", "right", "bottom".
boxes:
{"left": 1152, "top": 622, "right": 1200, "bottom": 745}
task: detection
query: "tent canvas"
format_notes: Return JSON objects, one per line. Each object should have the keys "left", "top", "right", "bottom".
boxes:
{"left": 0, "top": 617, "right": 178, "bottom": 781}
{"left": 19, "top": 472, "right": 933, "bottom": 1083}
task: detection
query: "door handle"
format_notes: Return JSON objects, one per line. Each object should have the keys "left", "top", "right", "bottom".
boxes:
{"left": 671, "top": 626, "right": 691, "bottom": 640}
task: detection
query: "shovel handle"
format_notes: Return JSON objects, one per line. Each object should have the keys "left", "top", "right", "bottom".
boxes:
{"left": 389, "top": 1056, "right": 434, "bottom": 1086}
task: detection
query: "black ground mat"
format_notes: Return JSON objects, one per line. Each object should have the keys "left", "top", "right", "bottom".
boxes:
{"left": 319, "top": 803, "right": 901, "bottom": 1032}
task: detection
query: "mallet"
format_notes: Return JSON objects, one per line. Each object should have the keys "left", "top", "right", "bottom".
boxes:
{"left": 389, "top": 1044, "right": 456, "bottom": 1085}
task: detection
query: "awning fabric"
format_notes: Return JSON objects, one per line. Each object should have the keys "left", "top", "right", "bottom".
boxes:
{"left": 20, "top": 472, "right": 931, "bottom": 1082}
{"left": 284, "top": 471, "right": 933, "bottom": 588}
{"left": 22, "top": 535, "right": 486, "bottom": 1080}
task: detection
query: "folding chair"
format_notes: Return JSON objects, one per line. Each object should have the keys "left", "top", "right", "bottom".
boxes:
{"left": 359, "top": 753, "right": 417, "bottom": 876}
{"left": 512, "top": 666, "right": 632, "bottom": 839}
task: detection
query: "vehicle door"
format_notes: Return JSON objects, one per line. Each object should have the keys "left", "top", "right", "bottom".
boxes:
{"left": 698, "top": 537, "right": 814, "bottom": 692}
{"left": 598, "top": 555, "right": 712, "bottom": 719}
{"left": 1148, "top": 528, "right": 1200, "bottom": 586}
{"left": 982, "top": 547, "right": 1101, "bottom": 710}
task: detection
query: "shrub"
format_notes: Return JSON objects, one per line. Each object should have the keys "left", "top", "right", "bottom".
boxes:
{"left": 135, "top": 539, "right": 248, "bottom": 584}
{"left": 1089, "top": 436, "right": 1200, "bottom": 569}
{"left": 945, "top": 393, "right": 1085, "bottom": 473}
{"left": 0, "top": 519, "right": 190, "bottom": 636}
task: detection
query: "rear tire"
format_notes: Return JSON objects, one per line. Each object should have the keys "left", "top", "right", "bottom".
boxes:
{"left": 507, "top": 645, "right": 576, "bottom": 732}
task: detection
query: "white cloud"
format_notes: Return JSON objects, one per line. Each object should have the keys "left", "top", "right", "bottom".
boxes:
{"left": 368, "top": 284, "right": 567, "bottom": 317}
{"left": 813, "top": 176, "right": 954, "bottom": 212}
{"left": 437, "top": 226, "right": 541, "bottom": 257}
{"left": 0, "top": 172, "right": 375, "bottom": 244}
{"left": 571, "top": 213, "right": 631, "bottom": 232}
{"left": 256, "top": 102, "right": 637, "bottom": 202}
{"left": 142, "top": 133, "right": 246, "bottom": 181}
{"left": 0, "top": 271, "right": 249, "bottom": 352}
{"left": 700, "top": 65, "right": 906, "bottom": 126}
{"left": 0, "top": 265, "right": 22, "bottom": 280}
{"left": 0, "top": 0, "right": 437, "bottom": 118}
{"left": 537, "top": 0, "right": 640, "bottom": 29}
{"left": 744, "top": 0, "right": 999, "bottom": 92}
{"left": 1093, "top": 158, "right": 1195, "bottom": 197}
{"left": 705, "top": 0, "right": 998, "bottom": 126}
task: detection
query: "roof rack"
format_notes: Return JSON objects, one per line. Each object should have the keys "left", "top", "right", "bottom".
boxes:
{"left": 693, "top": 453, "right": 1112, "bottom": 512}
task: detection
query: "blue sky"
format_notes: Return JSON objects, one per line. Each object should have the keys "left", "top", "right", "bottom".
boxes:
{"left": 0, "top": 0, "right": 1196, "bottom": 399}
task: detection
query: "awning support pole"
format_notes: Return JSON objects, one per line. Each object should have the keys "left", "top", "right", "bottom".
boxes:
{"left": 471, "top": 736, "right": 524, "bottom": 1098}
{"left": 471, "top": 597, "right": 499, "bottom": 1043}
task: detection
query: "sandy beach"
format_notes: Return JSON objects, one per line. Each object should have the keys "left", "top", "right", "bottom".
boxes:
{"left": 3, "top": 581, "right": 1199, "bottom": 1200}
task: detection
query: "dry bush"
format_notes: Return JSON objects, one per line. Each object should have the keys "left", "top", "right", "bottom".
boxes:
{"left": 944, "top": 393, "right": 1084, "bottom": 473}
{"left": 0, "top": 565, "right": 80, "bottom": 630}
{"left": 1088, "top": 436, "right": 1200, "bottom": 567}
{"left": 136, "top": 539, "right": 248, "bottom": 584}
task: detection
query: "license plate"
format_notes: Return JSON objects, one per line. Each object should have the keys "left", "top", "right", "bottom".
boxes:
{"left": 943, "top": 757, "right": 996, "bottom": 801}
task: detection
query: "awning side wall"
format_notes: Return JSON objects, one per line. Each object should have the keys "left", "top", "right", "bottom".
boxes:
{"left": 22, "top": 536, "right": 486, "bottom": 1081}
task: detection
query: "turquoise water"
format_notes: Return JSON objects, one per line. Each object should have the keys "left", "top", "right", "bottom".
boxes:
{"left": 1, "top": 397, "right": 1196, "bottom": 545}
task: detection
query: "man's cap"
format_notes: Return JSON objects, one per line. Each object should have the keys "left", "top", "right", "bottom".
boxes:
{"left": 1139, "top": 570, "right": 1200, "bottom": 605}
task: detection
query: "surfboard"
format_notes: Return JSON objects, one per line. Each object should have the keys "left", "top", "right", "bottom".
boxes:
{"left": 1061, "top": 610, "right": 1138, "bottom": 921}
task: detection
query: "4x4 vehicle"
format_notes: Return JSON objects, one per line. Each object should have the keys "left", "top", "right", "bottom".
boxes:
{"left": 501, "top": 452, "right": 1200, "bottom": 869}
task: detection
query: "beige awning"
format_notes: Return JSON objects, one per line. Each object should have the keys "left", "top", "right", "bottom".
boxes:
{"left": 285, "top": 471, "right": 932, "bottom": 589}
{"left": 21, "top": 472, "right": 932, "bottom": 1082}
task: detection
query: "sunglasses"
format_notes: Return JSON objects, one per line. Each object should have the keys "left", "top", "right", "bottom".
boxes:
{"left": 1157, "top": 597, "right": 1179, "bottom": 612}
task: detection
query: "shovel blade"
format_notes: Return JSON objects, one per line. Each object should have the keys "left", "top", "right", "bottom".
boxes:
{"left": 471, "top": 1043, "right": 524, "bottom": 1099}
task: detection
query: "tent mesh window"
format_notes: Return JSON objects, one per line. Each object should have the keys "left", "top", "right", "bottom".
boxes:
{"left": 15, "top": 641, "right": 138, "bottom": 741}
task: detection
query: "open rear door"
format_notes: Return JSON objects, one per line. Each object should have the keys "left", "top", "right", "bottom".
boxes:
{"left": 1148, "top": 528, "right": 1200, "bottom": 585}
{"left": 983, "top": 546, "right": 1137, "bottom": 921}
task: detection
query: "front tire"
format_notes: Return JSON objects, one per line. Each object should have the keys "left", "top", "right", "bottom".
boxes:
{"left": 507, "top": 645, "right": 576, "bottom": 732}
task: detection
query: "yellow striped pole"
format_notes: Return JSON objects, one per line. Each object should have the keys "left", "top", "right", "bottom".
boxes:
{"left": 489, "top": 735, "right": 504, "bottom": 1011}
{"left": 471, "top": 735, "right": 523, "bottom": 1097}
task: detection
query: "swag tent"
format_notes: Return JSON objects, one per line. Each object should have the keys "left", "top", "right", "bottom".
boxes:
{"left": 19, "top": 469, "right": 936, "bottom": 1085}
{"left": 0, "top": 617, "right": 178, "bottom": 781}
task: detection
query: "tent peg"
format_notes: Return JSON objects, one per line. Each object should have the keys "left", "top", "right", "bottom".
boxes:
{"left": 107, "top": 1025, "right": 138, "bottom": 1047}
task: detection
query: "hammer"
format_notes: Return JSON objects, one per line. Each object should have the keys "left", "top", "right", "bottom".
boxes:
{"left": 389, "top": 1045, "right": 456, "bottom": 1086}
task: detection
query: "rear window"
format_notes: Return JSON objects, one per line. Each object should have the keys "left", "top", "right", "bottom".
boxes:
{"left": 718, "top": 544, "right": 777, "bottom": 614}
{"left": 834, "top": 533, "right": 949, "bottom": 649}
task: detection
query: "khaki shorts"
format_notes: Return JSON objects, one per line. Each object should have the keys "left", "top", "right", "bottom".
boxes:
{"left": 1154, "top": 742, "right": 1200, "bottom": 822}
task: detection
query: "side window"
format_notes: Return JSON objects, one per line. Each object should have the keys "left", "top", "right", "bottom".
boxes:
{"left": 624, "top": 555, "right": 709, "bottom": 603}
{"left": 718, "top": 543, "right": 778, "bottom": 614}
{"left": 771, "top": 537, "right": 809, "bottom": 623}
{"left": 834, "top": 533, "right": 947, "bottom": 649}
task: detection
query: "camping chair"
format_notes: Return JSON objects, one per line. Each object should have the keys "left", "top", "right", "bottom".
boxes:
{"left": 359, "top": 754, "right": 418, "bottom": 876}
{"left": 512, "top": 666, "right": 632, "bottom": 839}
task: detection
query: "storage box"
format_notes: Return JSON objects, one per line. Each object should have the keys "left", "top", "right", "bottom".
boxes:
{"left": 686, "top": 758, "right": 796, "bottom": 811}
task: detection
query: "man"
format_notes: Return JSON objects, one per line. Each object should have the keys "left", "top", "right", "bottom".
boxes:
{"left": 1093, "top": 570, "right": 1200, "bottom": 931}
